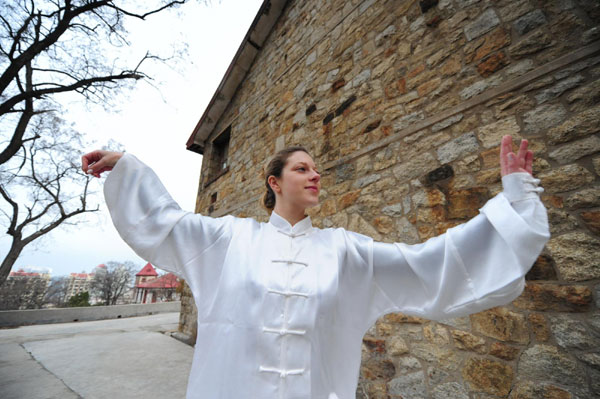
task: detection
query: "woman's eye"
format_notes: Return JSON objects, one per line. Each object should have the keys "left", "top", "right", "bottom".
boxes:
{"left": 298, "top": 167, "right": 305, "bottom": 171}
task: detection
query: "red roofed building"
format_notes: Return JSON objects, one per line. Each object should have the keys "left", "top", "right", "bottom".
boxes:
{"left": 133, "top": 263, "right": 180, "bottom": 304}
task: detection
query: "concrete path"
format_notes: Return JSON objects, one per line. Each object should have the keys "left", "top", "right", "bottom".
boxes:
{"left": 0, "top": 313, "right": 193, "bottom": 399}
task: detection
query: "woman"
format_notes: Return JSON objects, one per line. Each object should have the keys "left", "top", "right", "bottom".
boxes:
{"left": 82, "top": 135, "right": 549, "bottom": 399}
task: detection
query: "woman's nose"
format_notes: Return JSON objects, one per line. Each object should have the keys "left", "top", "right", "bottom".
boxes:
{"left": 311, "top": 171, "right": 320, "bottom": 182}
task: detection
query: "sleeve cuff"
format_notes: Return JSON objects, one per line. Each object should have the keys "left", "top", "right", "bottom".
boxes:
{"left": 501, "top": 172, "right": 544, "bottom": 203}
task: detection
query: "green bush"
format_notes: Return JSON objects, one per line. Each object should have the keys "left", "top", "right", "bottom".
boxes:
{"left": 68, "top": 292, "right": 90, "bottom": 307}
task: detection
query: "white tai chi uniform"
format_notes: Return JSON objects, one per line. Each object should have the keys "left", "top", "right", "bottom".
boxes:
{"left": 104, "top": 153, "right": 550, "bottom": 399}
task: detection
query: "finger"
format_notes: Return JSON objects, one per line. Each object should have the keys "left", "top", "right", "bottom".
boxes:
{"left": 82, "top": 151, "right": 103, "bottom": 173}
{"left": 88, "top": 158, "right": 108, "bottom": 174}
{"left": 525, "top": 150, "right": 533, "bottom": 175}
{"left": 507, "top": 152, "right": 518, "bottom": 174}
{"left": 517, "top": 139, "right": 528, "bottom": 162}
{"left": 500, "top": 135, "right": 512, "bottom": 176}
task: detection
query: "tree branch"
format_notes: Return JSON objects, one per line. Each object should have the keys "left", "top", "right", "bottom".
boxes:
{"left": 0, "top": 71, "right": 143, "bottom": 117}
{"left": 106, "top": 1, "right": 186, "bottom": 20}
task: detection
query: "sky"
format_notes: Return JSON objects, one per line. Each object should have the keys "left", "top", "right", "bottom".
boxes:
{"left": 1, "top": 0, "right": 265, "bottom": 277}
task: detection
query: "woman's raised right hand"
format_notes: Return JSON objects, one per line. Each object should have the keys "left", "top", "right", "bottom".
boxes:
{"left": 81, "top": 150, "right": 124, "bottom": 178}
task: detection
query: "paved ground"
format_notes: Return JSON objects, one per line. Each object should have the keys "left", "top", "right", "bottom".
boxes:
{"left": 0, "top": 313, "right": 193, "bottom": 399}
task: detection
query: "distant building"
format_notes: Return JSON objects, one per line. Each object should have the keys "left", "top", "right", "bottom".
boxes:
{"left": 0, "top": 269, "right": 51, "bottom": 310}
{"left": 66, "top": 264, "right": 106, "bottom": 301}
{"left": 133, "top": 263, "right": 180, "bottom": 304}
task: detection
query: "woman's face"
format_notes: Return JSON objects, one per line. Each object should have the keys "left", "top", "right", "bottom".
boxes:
{"left": 273, "top": 151, "right": 321, "bottom": 210}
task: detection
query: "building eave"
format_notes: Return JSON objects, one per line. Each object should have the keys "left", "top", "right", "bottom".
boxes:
{"left": 186, "top": 0, "right": 290, "bottom": 155}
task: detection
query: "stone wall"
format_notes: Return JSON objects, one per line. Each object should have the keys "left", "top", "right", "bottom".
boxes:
{"left": 0, "top": 301, "right": 181, "bottom": 327}
{"left": 184, "top": 0, "right": 600, "bottom": 397}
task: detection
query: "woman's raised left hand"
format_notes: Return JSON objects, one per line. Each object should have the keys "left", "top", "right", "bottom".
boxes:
{"left": 500, "top": 135, "right": 533, "bottom": 177}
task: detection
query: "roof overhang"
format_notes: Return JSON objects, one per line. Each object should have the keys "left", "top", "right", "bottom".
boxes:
{"left": 186, "top": 0, "right": 290, "bottom": 155}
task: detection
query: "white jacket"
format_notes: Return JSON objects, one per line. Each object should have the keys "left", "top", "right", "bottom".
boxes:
{"left": 104, "top": 153, "right": 550, "bottom": 399}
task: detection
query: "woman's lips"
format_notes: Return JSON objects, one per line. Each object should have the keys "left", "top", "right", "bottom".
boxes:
{"left": 306, "top": 187, "right": 318, "bottom": 192}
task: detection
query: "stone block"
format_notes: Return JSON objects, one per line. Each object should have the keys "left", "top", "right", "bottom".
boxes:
{"left": 525, "top": 254, "right": 558, "bottom": 280}
{"left": 388, "top": 335, "right": 409, "bottom": 355}
{"left": 554, "top": 55, "right": 600, "bottom": 80}
{"left": 513, "top": 9, "right": 547, "bottom": 35}
{"left": 539, "top": 164, "right": 594, "bottom": 194}
{"left": 422, "top": 164, "right": 454, "bottom": 185}
{"left": 451, "top": 330, "right": 486, "bottom": 354}
{"left": 546, "top": 232, "right": 600, "bottom": 281}
{"left": 439, "top": 316, "right": 470, "bottom": 330}
{"left": 393, "top": 111, "right": 425, "bottom": 131}
{"left": 522, "top": 103, "right": 568, "bottom": 135}
{"left": 417, "top": 76, "right": 441, "bottom": 96}
{"left": 595, "top": 156, "right": 600, "bottom": 175}
{"left": 528, "top": 313, "right": 550, "bottom": 341}
{"left": 460, "top": 75, "right": 502, "bottom": 99}
{"left": 361, "top": 357, "right": 395, "bottom": 381}
{"left": 393, "top": 152, "right": 437, "bottom": 182}
{"left": 564, "top": 187, "right": 600, "bottom": 209}
{"left": 471, "top": 307, "right": 529, "bottom": 343}
{"left": 583, "top": 25, "right": 600, "bottom": 44}
{"left": 424, "top": 323, "right": 450, "bottom": 345}
{"left": 547, "top": 104, "right": 600, "bottom": 144}
{"left": 489, "top": 342, "right": 520, "bottom": 360}
{"left": 567, "top": 78, "right": 600, "bottom": 113}
{"left": 535, "top": 74, "right": 585, "bottom": 104}
{"left": 462, "top": 357, "right": 514, "bottom": 396}
{"left": 478, "top": 117, "right": 521, "bottom": 149}
{"left": 549, "top": 136, "right": 600, "bottom": 164}
{"left": 440, "top": 55, "right": 462, "bottom": 76}
{"left": 395, "top": 356, "right": 422, "bottom": 375}
{"left": 581, "top": 211, "right": 600, "bottom": 235}
{"left": 509, "top": 381, "right": 576, "bottom": 399}
{"left": 547, "top": 208, "right": 579, "bottom": 235}
{"left": 362, "top": 336, "right": 386, "bottom": 353}
{"left": 548, "top": 314, "right": 599, "bottom": 350}
{"left": 464, "top": 9, "right": 500, "bottom": 41}
{"left": 431, "top": 114, "right": 463, "bottom": 132}
{"left": 471, "top": 27, "right": 511, "bottom": 63}
{"left": 498, "top": 0, "right": 534, "bottom": 22}
{"left": 437, "top": 132, "right": 479, "bottom": 163}
{"left": 515, "top": 282, "right": 593, "bottom": 312}
{"left": 373, "top": 216, "right": 394, "bottom": 234}
{"left": 475, "top": 169, "right": 501, "bottom": 185}
{"left": 477, "top": 51, "right": 509, "bottom": 77}
{"left": 387, "top": 371, "right": 426, "bottom": 398}
{"left": 446, "top": 187, "right": 488, "bottom": 219}
{"left": 412, "top": 188, "right": 446, "bottom": 208}
{"left": 384, "top": 312, "right": 427, "bottom": 325}
{"left": 508, "top": 30, "right": 553, "bottom": 59}
{"left": 426, "top": 48, "right": 451, "bottom": 68}
{"left": 337, "top": 189, "right": 361, "bottom": 210}
{"left": 412, "top": 342, "right": 460, "bottom": 371}
{"left": 518, "top": 345, "right": 586, "bottom": 387}
{"left": 432, "top": 382, "right": 469, "bottom": 399}
{"left": 417, "top": 205, "right": 446, "bottom": 223}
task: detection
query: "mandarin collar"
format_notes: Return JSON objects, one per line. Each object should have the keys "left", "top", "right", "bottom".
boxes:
{"left": 269, "top": 211, "right": 313, "bottom": 235}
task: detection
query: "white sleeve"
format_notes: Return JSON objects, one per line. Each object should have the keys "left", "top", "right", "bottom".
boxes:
{"left": 103, "top": 153, "right": 235, "bottom": 279}
{"left": 347, "top": 173, "right": 550, "bottom": 327}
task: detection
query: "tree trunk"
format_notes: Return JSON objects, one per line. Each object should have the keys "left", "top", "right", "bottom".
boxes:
{"left": 0, "top": 238, "right": 24, "bottom": 285}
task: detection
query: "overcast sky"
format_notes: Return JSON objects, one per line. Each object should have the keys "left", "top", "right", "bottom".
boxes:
{"left": 1, "top": 0, "right": 264, "bottom": 276}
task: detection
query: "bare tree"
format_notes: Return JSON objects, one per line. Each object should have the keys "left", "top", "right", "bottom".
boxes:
{"left": 0, "top": 0, "right": 198, "bottom": 284}
{"left": 0, "top": 273, "right": 49, "bottom": 310}
{"left": 0, "top": 113, "right": 98, "bottom": 283}
{"left": 0, "top": 0, "right": 191, "bottom": 166}
{"left": 43, "top": 275, "right": 70, "bottom": 307}
{"left": 90, "top": 261, "right": 136, "bottom": 305}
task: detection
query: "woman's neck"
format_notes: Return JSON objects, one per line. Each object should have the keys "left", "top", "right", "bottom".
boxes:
{"left": 273, "top": 203, "right": 306, "bottom": 227}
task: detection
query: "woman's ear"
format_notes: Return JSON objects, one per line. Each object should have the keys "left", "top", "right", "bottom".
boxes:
{"left": 268, "top": 175, "right": 281, "bottom": 193}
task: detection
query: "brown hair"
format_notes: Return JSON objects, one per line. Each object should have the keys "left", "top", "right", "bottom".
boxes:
{"left": 262, "top": 145, "right": 311, "bottom": 211}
